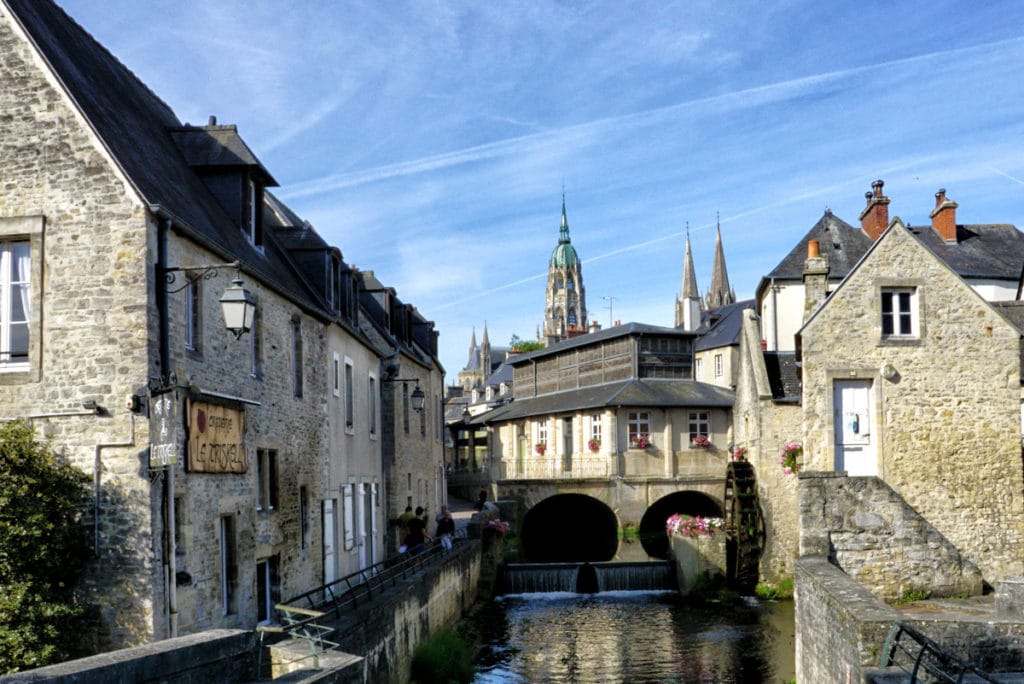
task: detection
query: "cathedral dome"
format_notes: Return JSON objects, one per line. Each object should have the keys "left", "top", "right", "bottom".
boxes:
{"left": 550, "top": 241, "right": 579, "bottom": 268}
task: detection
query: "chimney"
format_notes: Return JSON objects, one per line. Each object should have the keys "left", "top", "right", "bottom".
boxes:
{"left": 859, "top": 179, "right": 890, "bottom": 240}
{"left": 803, "top": 239, "right": 829, "bottom": 320}
{"left": 930, "top": 188, "right": 958, "bottom": 242}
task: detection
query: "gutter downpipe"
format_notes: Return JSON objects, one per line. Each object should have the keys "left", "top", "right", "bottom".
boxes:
{"left": 157, "top": 216, "right": 179, "bottom": 638}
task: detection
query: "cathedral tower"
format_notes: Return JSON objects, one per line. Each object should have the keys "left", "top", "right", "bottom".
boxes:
{"left": 543, "top": 194, "right": 587, "bottom": 344}
{"left": 705, "top": 218, "right": 736, "bottom": 309}
{"left": 675, "top": 227, "right": 703, "bottom": 330}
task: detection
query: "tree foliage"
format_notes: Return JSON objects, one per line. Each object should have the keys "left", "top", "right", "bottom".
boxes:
{"left": 0, "top": 420, "right": 94, "bottom": 673}
{"left": 508, "top": 334, "right": 544, "bottom": 352}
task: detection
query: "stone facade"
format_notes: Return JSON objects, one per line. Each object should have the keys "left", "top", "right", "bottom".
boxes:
{"left": 800, "top": 221, "right": 1024, "bottom": 582}
{"left": 0, "top": 2, "right": 444, "bottom": 656}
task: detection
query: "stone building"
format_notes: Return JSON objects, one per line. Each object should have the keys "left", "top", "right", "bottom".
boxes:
{"left": 472, "top": 323, "right": 734, "bottom": 481}
{"left": 736, "top": 181, "right": 1024, "bottom": 585}
{"left": 0, "top": 0, "right": 442, "bottom": 651}
{"left": 543, "top": 196, "right": 587, "bottom": 344}
{"left": 799, "top": 218, "right": 1024, "bottom": 582}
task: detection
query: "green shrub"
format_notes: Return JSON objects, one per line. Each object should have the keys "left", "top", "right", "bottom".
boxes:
{"left": 754, "top": 576, "right": 794, "bottom": 600}
{"left": 0, "top": 421, "right": 94, "bottom": 673}
{"left": 411, "top": 630, "right": 474, "bottom": 684}
{"left": 891, "top": 590, "right": 929, "bottom": 606}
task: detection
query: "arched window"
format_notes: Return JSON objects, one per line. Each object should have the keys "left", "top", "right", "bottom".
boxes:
{"left": 568, "top": 308, "right": 577, "bottom": 326}
{"left": 553, "top": 277, "right": 563, "bottom": 291}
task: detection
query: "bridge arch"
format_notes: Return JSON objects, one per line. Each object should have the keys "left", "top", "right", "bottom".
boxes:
{"left": 520, "top": 493, "right": 618, "bottom": 562}
{"left": 639, "top": 491, "right": 723, "bottom": 559}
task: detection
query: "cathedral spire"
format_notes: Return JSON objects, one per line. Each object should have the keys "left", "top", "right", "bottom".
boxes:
{"left": 559, "top": 191, "right": 571, "bottom": 244}
{"left": 544, "top": 191, "right": 586, "bottom": 344}
{"left": 705, "top": 214, "right": 735, "bottom": 309}
{"left": 467, "top": 326, "right": 477, "bottom": 364}
{"left": 675, "top": 224, "right": 703, "bottom": 330}
{"left": 480, "top": 322, "right": 492, "bottom": 379}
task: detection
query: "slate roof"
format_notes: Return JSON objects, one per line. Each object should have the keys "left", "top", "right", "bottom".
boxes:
{"left": 5, "top": 0, "right": 328, "bottom": 317}
{"left": 694, "top": 299, "right": 755, "bottom": 352}
{"left": 762, "top": 211, "right": 873, "bottom": 284}
{"left": 763, "top": 352, "right": 801, "bottom": 403}
{"left": 467, "top": 378, "right": 734, "bottom": 425}
{"left": 759, "top": 209, "right": 1024, "bottom": 298}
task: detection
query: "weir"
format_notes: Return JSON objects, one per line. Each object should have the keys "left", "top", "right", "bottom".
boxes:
{"left": 498, "top": 561, "right": 676, "bottom": 595}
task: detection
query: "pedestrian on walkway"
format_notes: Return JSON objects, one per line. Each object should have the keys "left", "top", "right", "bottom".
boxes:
{"left": 397, "top": 505, "right": 415, "bottom": 550}
{"left": 435, "top": 506, "right": 455, "bottom": 551}
{"left": 404, "top": 512, "right": 430, "bottom": 557}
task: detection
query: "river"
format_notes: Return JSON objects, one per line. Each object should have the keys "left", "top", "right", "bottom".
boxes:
{"left": 469, "top": 590, "right": 795, "bottom": 683}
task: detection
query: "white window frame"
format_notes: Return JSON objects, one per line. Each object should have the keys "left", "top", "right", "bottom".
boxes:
{"left": 368, "top": 372, "right": 378, "bottom": 438}
{"left": 881, "top": 287, "right": 918, "bottom": 338}
{"left": 342, "top": 484, "right": 355, "bottom": 550}
{"left": 694, "top": 357, "right": 703, "bottom": 380}
{"left": 332, "top": 353, "right": 341, "bottom": 397}
{"left": 0, "top": 239, "right": 30, "bottom": 370}
{"left": 714, "top": 353, "right": 723, "bottom": 378}
{"left": 628, "top": 411, "right": 650, "bottom": 447}
{"left": 344, "top": 358, "right": 355, "bottom": 433}
{"left": 536, "top": 420, "right": 548, "bottom": 446}
{"left": 689, "top": 411, "right": 710, "bottom": 443}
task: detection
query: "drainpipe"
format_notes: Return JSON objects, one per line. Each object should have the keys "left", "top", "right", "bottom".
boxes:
{"left": 156, "top": 216, "right": 179, "bottom": 638}
{"left": 94, "top": 414, "right": 136, "bottom": 559}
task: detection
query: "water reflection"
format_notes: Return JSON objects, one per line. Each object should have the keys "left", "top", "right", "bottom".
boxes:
{"left": 471, "top": 592, "right": 795, "bottom": 683}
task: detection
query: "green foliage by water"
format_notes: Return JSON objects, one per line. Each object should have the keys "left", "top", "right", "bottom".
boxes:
{"left": 411, "top": 630, "right": 475, "bottom": 684}
{"left": 0, "top": 420, "right": 95, "bottom": 673}
{"left": 754, "top": 577, "right": 794, "bottom": 600}
{"left": 891, "top": 590, "right": 929, "bottom": 606}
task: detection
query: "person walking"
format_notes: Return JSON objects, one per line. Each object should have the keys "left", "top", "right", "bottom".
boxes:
{"left": 397, "top": 505, "right": 415, "bottom": 551}
{"left": 435, "top": 506, "right": 455, "bottom": 551}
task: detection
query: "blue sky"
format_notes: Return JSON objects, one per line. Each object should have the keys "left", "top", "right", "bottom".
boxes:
{"left": 63, "top": 1, "right": 1024, "bottom": 380}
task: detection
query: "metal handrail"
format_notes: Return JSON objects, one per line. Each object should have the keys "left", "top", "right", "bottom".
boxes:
{"left": 879, "top": 622, "right": 997, "bottom": 683}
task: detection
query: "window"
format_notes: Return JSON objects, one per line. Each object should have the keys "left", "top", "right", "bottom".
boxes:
{"left": 689, "top": 412, "right": 710, "bottom": 444}
{"left": 245, "top": 177, "right": 263, "bottom": 248}
{"left": 299, "top": 486, "right": 309, "bottom": 550}
{"left": 332, "top": 353, "right": 341, "bottom": 397}
{"left": 568, "top": 308, "right": 577, "bottom": 326}
{"left": 590, "top": 414, "right": 602, "bottom": 443}
{"left": 249, "top": 304, "right": 262, "bottom": 378}
{"left": 256, "top": 556, "right": 279, "bottom": 625}
{"left": 537, "top": 420, "right": 548, "bottom": 446}
{"left": 881, "top": 288, "right": 917, "bottom": 337}
{"left": 220, "top": 515, "right": 237, "bottom": 615}
{"left": 714, "top": 354, "right": 723, "bottom": 378}
{"left": 368, "top": 374, "right": 377, "bottom": 437}
{"left": 0, "top": 240, "right": 30, "bottom": 368}
{"left": 184, "top": 278, "right": 200, "bottom": 352}
{"left": 403, "top": 383, "right": 410, "bottom": 434}
{"left": 419, "top": 391, "right": 426, "bottom": 437}
{"left": 256, "top": 448, "right": 278, "bottom": 511}
{"left": 344, "top": 360, "right": 354, "bottom": 431}
{"left": 695, "top": 357, "right": 703, "bottom": 380}
{"left": 325, "top": 255, "right": 336, "bottom": 310}
{"left": 628, "top": 411, "right": 650, "bottom": 448}
{"left": 291, "top": 318, "right": 303, "bottom": 397}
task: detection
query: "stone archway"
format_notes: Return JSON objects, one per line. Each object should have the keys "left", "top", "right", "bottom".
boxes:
{"left": 520, "top": 493, "right": 618, "bottom": 562}
{"left": 639, "top": 491, "right": 723, "bottom": 559}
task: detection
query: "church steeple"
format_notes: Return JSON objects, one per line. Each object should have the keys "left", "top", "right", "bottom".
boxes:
{"left": 675, "top": 225, "right": 703, "bottom": 330}
{"left": 705, "top": 215, "right": 735, "bottom": 309}
{"left": 544, "top": 191, "right": 587, "bottom": 344}
{"left": 480, "top": 322, "right": 492, "bottom": 378}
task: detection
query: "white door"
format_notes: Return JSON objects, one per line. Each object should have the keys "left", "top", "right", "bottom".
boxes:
{"left": 356, "top": 483, "right": 367, "bottom": 570}
{"left": 322, "top": 499, "right": 337, "bottom": 587}
{"left": 833, "top": 380, "right": 877, "bottom": 475}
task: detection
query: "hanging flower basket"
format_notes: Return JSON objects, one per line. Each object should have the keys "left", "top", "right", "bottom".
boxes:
{"left": 535, "top": 443, "right": 547, "bottom": 455}
{"left": 587, "top": 438, "right": 601, "bottom": 453}
{"left": 629, "top": 433, "right": 651, "bottom": 449}
{"left": 691, "top": 435, "right": 711, "bottom": 448}
{"left": 779, "top": 442, "right": 802, "bottom": 474}
{"left": 665, "top": 513, "right": 723, "bottom": 538}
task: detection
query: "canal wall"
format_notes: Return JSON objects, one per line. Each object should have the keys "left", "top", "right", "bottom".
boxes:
{"left": 669, "top": 532, "right": 725, "bottom": 595}
{"left": 0, "top": 629, "right": 256, "bottom": 683}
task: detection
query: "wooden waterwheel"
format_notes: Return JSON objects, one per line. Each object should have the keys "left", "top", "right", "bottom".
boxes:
{"left": 723, "top": 460, "right": 764, "bottom": 591}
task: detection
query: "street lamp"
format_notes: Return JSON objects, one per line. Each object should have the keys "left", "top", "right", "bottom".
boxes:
{"left": 382, "top": 376, "right": 425, "bottom": 413}
{"left": 218, "top": 276, "right": 257, "bottom": 340}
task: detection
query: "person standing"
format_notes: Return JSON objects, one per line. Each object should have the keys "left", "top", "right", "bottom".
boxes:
{"left": 435, "top": 506, "right": 455, "bottom": 551}
{"left": 405, "top": 512, "right": 430, "bottom": 557}
{"left": 397, "top": 505, "right": 415, "bottom": 551}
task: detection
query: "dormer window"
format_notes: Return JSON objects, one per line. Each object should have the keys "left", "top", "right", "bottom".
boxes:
{"left": 325, "top": 254, "right": 337, "bottom": 311}
{"left": 244, "top": 177, "right": 263, "bottom": 248}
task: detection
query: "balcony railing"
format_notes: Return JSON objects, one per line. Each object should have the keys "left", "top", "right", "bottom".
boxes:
{"left": 498, "top": 457, "right": 612, "bottom": 479}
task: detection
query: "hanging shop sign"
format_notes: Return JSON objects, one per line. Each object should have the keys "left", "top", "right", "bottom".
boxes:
{"left": 187, "top": 400, "right": 246, "bottom": 473}
{"left": 150, "top": 391, "right": 179, "bottom": 467}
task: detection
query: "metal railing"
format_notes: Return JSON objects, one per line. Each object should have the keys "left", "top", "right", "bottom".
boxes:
{"left": 256, "top": 539, "right": 469, "bottom": 676}
{"left": 878, "top": 622, "right": 997, "bottom": 682}
{"left": 498, "top": 457, "right": 612, "bottom": 479}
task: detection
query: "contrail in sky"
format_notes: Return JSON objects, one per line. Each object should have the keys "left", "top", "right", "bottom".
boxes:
{"left": 278, "top": 36, "right": 1021, "bottom": 202}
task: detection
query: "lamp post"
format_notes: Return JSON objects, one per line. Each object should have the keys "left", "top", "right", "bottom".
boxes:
{"left": 382, "top": 377, "right": 425, "bottom": 413}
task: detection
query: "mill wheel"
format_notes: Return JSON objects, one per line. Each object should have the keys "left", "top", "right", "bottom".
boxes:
{"left": 723, "top": 460, "right": 764, "bottom": 592}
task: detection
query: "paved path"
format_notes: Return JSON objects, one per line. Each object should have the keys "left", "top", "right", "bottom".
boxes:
{"left": 445, "top": 495, "right": 478, "bottom": 534}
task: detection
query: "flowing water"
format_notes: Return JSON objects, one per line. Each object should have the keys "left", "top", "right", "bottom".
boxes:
{"left": 469, "top": 590, "right": 795, "bottom": 683}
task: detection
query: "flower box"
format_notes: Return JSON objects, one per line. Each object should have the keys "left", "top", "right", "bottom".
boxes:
{"left": 587, "top": 438, "right": 601, "bottom": 453}
{"left": 628, "top": 433, "right": 651, "bottom": 449}
{"left": 535, "top": 443, "right": 546, "bottom": 455}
